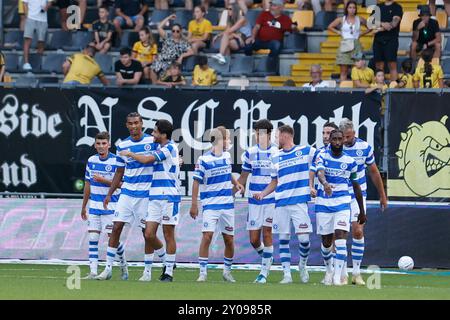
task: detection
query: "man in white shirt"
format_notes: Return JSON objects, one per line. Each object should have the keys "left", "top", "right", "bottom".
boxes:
{"left": 22, "top": 0, "right": 51, "bottom": 71}
{"left": 302, "top": 64, "right": 330, "bottom": 92}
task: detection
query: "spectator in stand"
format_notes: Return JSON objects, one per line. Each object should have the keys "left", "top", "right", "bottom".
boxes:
{"left": 113, "top": 0, "right": 148, "bottom": 38}
{"left": 155, "top": 0, "right": 193, "bottom": 10}
{"left": 410, "top": 5, "right": 441, "bottom": 62}
{"left": 297, "top": 0, "right": 313, "bottom": 11}
{"left": 244, "top": 0, "right": 297, "bottom": 58}
{"left": 91, "top": 5, "right": 114, "bottom": 54}
{"left": 413, "top": 48, "right": 444, "bottom": 89}
{"left": 351, "top": 53, "right": 374, "bottom": 88}
{"left": 372, "top": 0, "right": 403, "bottom": 83}
{"left": 157, "top": 62, "right": 187, "bottom": 87}
{"left": 328, "top": 0, "right": 372, "bottom": 81}
{"left": 22, "top": 0, "right": 52, "bottom": 71}
{"left": 201, "top": 0, "right": 231, "bottom": 13}
{"left": 283, "top": 79, "right": 297, "bottom": 87}
{"left": 132, "top": 27, "right": 158, "bottom": 80}
{"left": 192, "top": 55, "right": 218, "bottom": 86}
{"left": 97, "top": 0, "right": 116, "bottom": 7}
{"left": 302, "top": 64, "right": 330, "bottom": 91}
{"left": 0, "top": 51, "right": 5, "bottom": 82}
{"left": 115, "top": 47, "right": 144, "bottom": 85}
{"left": 211, "top": 3, "right": 252, "bottom": 65}
{"left": 396, "top": 58, "right": 414, "bottom": 88}
{"left": 188, "top": 6, "right": 213, "bottom": 55}
{"left": 63, "top": 45, "right": 109, "bottom": 85}
{"left": 19, "top": 0, "right": 26, "bottom": 31}
{"left": 150, "top": 15, "right": 194, "bottom": 83}
{"left": 428, "top": 0, "right": 450, "bottom": 18}
{"left": 237, "top": 0, "right": 270, "bottom": 15}
{"left": 365, "top": 69, "right": 388, "bottom": 116}
{"left": 55, "top": 0, "right": 87, "bottom": 31}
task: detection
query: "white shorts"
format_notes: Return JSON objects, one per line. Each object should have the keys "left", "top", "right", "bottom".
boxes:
{"left": 316, "top": 210, "right": 351, "bottom": 235}
{"left": 272, "top": 203, "right": 312, "bottom": 234}
{"left": 87, "top": 214, "right": 113, "bottom": 234}
{"left": 113, "top": 194, "right": 149, "bottom": 228}
{"left": 246, "top": 203, "right": 274, "bottom": 230}
{"left": 202, "top": 209, "right": 235, "bottom": 236}
{"left": 146, "top": 200, "right": 180, "bottom": 225}
{"left": 350, "top": 196, "right": 367, "bottom": 222}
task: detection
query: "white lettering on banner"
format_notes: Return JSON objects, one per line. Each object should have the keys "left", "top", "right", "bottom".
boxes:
{"left": 0, "top": 94, "right": 62, "bottom": 138}
{"left": 76, "top": 95, "right": 119, "bottom": 146}
{"left": 74, "top": 95, "right": 376, "bottom": 149}
{"left": 1, "top": 155, "right": 37, "bottom": 188}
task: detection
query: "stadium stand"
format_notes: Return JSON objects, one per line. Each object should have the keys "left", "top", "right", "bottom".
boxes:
{"left": 2, "top": 0, "right": 449, "bottom": 87}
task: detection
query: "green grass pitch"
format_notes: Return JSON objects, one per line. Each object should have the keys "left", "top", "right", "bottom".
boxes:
{"left": 1, "top": 264, "right": 449, "bottom": 300}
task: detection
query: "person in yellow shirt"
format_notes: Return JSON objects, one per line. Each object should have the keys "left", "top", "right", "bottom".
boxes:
{"left": 132, "top": 27, "right": 158, "bottom": 80}
{"left": 188, "top": 6, "right": 213, "bottom": 54}
{"left": 192, "top": 55, "right": 217, "bottom": 86}
{"left": 413, "top": 48, "right": 444, "bottom": 89}
{"left": 351, "top": 53, "right": 374, "bottom": 88}
{"left": 365, "top": 69, "right": 388, "bottom": 115}
{"left": 63, "top": 45, "right": 109, "bottom": 85}
{"left": 396, "top": 58, "right": 414, "bottom": 89}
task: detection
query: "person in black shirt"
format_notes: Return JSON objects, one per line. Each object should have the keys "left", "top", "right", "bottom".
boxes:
{"left": 114, "top": 47, "right": 143, "bottom": 85}
{"left": 113, "top": 0, "right": 148, "bottom": 37}
{"left": 372, "top": 0, "right": 403, "bottom": 82}
{"left": 91, "top": 6, "right": 115, "bottom": 54}
{"left": 157, "top": 62, "right": 186, "bottom": 87}
{"left": 410, "top": 5, "right": 441, "bottom": 61}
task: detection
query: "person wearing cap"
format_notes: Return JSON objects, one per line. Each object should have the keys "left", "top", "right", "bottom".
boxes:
{"left": 351, "top": 53, "right": 374, "bottom": 88}
{"left": 410, "top": 5, "right": 441, "bottom": 62}
{"left": 244, "top": 0, "right": 298, "bottom": 58}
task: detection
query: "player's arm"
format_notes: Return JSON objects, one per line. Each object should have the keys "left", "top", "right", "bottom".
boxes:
{"left": 189, "top": 179, "right": 200, "bottom": 219}
{"left": 231, "top": 175, "right": 244, "bottom": 195}
{"left": 237, "top": 171, "right": 249, "bottom": 188}
{"left": 103, "top": 167, "right": 124, "bottom": 209}
{"left": 92, "top": 174, "right": 113, "bottom": 186}
{"left": 351, "top": 180, "right": 367, "bottom": 225}
{"left": 81, "top": 180, "right": 90, "bottom": 221}
{"left": 253, "top": 178, "right": 277, "bottom": 200}
{"left": 309, "top": 170, "right": 317, "bottom": 198}
{"left": 317, "top": 168, "right": 333, "bottom": 196}
{"left": 119, "top": 150, "right": 157, "bottom": 164}
{"left": 368, "top": 163, "right": 388, "bottom": 211}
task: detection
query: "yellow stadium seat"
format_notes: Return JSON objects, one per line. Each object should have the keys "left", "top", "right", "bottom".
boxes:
{"left": 400, "top": 11, "right": 419, "bottom": 33}
{"left": 2, "top": 74, "right": 12, "bottom": 83}
{"left": 339, "top": 80, "right": 354, "bottom": 88}
{"left": 436, "top": 10, "right": 448, "bottom": 29}
{"left": 292, "top": 10, "right": 314, "bottom": 30}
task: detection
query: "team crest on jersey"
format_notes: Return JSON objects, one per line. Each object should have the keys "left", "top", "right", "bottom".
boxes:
{"left": 295, "top": 150, "right": 302, "bottom": 157}
{"left": 356, "top": 149, "right": 364, "bottom": 157}
{"left": 225, "top": 226, "right": 234, "bottom": 232}
{"left": 337, "top": 220, "right": 347, "bottom": 227}
{"left": 340, "top": 163, "right": 348, "bottom": 170}
{"left": 105, "top": 164, "right": 112, "bottom": 172}
{"left": 299, "top": 223, "right": 308, "bottom": 229}
{"left": 273, "top": 224, "right": 278, "bottom": 230}
{"left": 144, "top": 144, "right": 151, "bottom": 151}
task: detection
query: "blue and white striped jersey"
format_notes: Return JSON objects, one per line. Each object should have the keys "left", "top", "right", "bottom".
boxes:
{"left": 315, "top": 149, "right": 358, "bottom": 213}
{"left": 310, "top": 145, "right": 328, "bottom": 173}
{"left": 241, "top": 144, "right": 279, "bottom": 205}
{"left": 270, "top": 145, "right": 316, "bottom": 208}
{"left": 149, "top": 140, "right": 181, "bottom": 203}
{"left": 193, "top": 151, "right": 234, "bottom": 211}
{"left": 343, "top": 138, "right": 375, "bottom": 197}
{"left": 116, "top": 134, "right": 158, "bottom": 198}
{"left": 85, "top": 153, "right": 121, "bottom": 215}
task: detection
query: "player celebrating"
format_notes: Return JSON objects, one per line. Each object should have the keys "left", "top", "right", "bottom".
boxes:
{"left": 80, "top": 131, "right": 127, "bottom": 279}
{"left": 237, "top": 119, "right": 278, "bottom": 284}
{"left": 97, "top": 112, "right": 158, "bottom": 281}
{"left": 254, "top": 125, "right": 315, "bottom": 284}
{"left": 315, "top": 129, "right": 366, "bottom": 286}
{"left": 119, "top": 120, "right": 180, "bottom": 282}
{"left": 340, "top": 118, "right": 387, "bottom": 285}
{"left": 189, "top": 126, "right": 244, "bottom": 283}
{"left": 309, "top": 122, "right": 339, "bottom": 198}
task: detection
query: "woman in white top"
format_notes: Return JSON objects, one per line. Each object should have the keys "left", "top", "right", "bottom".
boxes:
{"left": 211, "top": 3, "right": 252, "bottom": 65}
{"left": 328, "top": 0, "right": 371, "bottom": 81}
